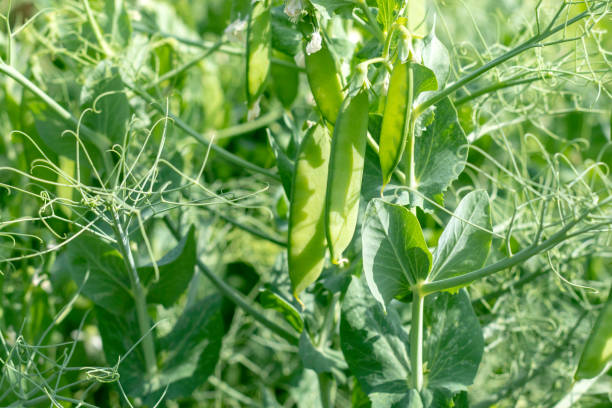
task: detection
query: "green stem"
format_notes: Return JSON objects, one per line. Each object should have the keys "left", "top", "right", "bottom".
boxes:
{"left": 414, "top": 4, "right": 603, "bottom": 116}
{"left": 127, "top": 84, "right": 280, "bottom": 181}
{"left": 209, "top": 109, "right": 284, "bottom": 141}
{"left": 410, "top": 288, "right": 424, "bottom": 391}
{"left": 163, "top": 217, "right": 299, "bottom": 345}
{"left": 204, "top": 206, "right": 287, "bottom": 247}
{"left": 111, "top": 207, "right": 156, "bottom": 375}
{"left": 453, "top": 75, "right": 547, "bottom": 106}
{"left": 421, "top": 216, "right": 583, "bottom": 295}
{"left": 82, "top": 0, "right": 113, "bottom": 56}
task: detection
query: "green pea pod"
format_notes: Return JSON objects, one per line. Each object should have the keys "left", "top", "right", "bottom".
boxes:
{"left": 575, "top": 287, "right": 612, "bottom": 379}
{"left": 289, "top": 124, "right": 332, "bottom": 299}
{"left": 304, "top": 40, "right": 344, "bottom": 123}
{"left": 379, "top": 61, "right": 412, "bottom": 188}
{"left": 246, "top": 0, "right": 271, "bottom": 107}
{"left": 271, "top": 50, "right": 299, "bottom": 109}
{"left": 325, "top": 90, "right": 369, "bottom": 264}
{"left": 378, "top": 62, "right": 437, "bottom": 189}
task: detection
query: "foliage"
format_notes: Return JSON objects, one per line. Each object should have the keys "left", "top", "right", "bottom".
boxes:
{"left": 0, "top": 0, "right": 611, "bottom": 407}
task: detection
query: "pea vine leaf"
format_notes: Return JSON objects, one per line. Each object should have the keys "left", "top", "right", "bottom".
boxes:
{"left": 412, "top": 97, "right": 468, "bottom": 210}
{"left": 419, "top": 29, "right": 451, "bottom": 89}
{"left": 139, "top": 225, "right": 197, "bottom": 307}
{"left": 430, "top": 190, "right": 492, "bottom": 283}
{"left": 299, "top": 331, "right": 348, "bottom": 376}
{"left": 97, "top": 295, "right": 224, "bottom": 404}
{"left": 53, "top": 234, "right": 133, "bottom": 315}
{"left": 423, "top": 290, "right": 484, "bottom": 392}
{"left": 341, "top": 277, "right": 484, "bottom": 407}
{"left": 362, "top": 199, "right": 432, "bottom": 309}
{"left": 340, "top": 276, "right": 412, "bottom": 397}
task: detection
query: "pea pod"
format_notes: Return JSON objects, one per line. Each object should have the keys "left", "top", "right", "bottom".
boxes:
{"left": 575, "top": 287, "right": 612, "bottom": 379}
{"left": 378, "top": 61, "right": 437, "bottom": 189}
{"left": 246, "top": 0, "right": 271, "bottom": 107}
{"left": 325, "top": 89, "right": 369, "bottom": 264}
{"left": 379, "top": 61, "right": 412, "bottom": 188}
{"left": 289, "top": 124, "right": 331, "bottom": 298}
{"left": 304, "top": 40, "right": 344, "bottom": 123}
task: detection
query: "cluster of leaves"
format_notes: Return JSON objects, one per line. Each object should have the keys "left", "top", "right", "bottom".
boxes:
{"left": 0, "top": 0, "right": 611, "bottom": 407}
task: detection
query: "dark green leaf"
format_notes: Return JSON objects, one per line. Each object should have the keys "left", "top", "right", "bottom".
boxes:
{"left": 362, "top": 199, "right": 432, "bottom": 308}
{"left": 140, "top": 225, "right": 197, "bottom": 307}
{"left": 299, "top": 331, "right": 348, "bottom": 374}
{"left": 423, "top": 290, "right": 484, "bottom": 392}
{"left": 271, "top": 7, "right": 302, "bottom": 56}
{"left": 412, "top": 98, "right": 468, "bottom": 209}
{"left": 340, "top": 276, "right": 412, "bottom": 396}
{"left": 54, "top": 235, "right": 133, "bottom": 315}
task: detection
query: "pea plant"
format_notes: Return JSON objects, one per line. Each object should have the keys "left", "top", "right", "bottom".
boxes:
{"left": 0, "top": 0, "right": 611, "bottom": 407}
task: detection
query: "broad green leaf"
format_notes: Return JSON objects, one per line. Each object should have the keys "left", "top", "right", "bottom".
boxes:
{"left": 376, "top": 0, "right": 401, "bottom": 34}
{"left": 271, "top": 50, "right": 299, "bottom": 109}
{"left": 423, "top": 290, "right": 484, "bottom": 392}
{"left": 97, "top": 295, "right": 224, "bottom": 403}
{"left": 379, "top": 63, "right": 437, "bottom": 187}
{"left": 575, "top": 287, "right": 612, "bottom": 379}
{"left": 419, "top": 30, "right": 451, "bottom": 89}
{"left": 80, "top": 61, "right": 130, "bottom": 146}
{"left": 54, "top": 235, "right": 133, "bottom": 315}
{"left": 309, "top": 0, "right": 355, "bottom": 19}
{"left": 411, "top": 98, "right": 468, "bottom": 209}
{"left": 362, "top": 199, "right": 432, "bottom": 308}
{"left": 430, "top": 190, "right": 492, "bottom": 282}
{"left": 299, "top": 331, "right": 348, "bottom": 375}
{"left": 340, "top": 276, "right": 412, "bottom": 396}
{"left": 289, "top": 124, "right": 331, "bottom": 297}
{"left": 139, "top": 225, "right": 197, "bottom": 307}
{"left": 258, "top": 288, "right": 303, "bottom": 332}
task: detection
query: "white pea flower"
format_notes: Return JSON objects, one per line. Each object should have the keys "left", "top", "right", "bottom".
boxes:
{"left": 284, "top": 0, "right": 305, "bottom": 23}
{"left": 306, "top": 31, "right": 322, "bottom": 55}
{"left": 224, "top": 18, "right": 248, "bottom": 43}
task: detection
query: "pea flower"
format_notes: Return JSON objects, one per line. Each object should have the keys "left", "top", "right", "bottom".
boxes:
{"left": 306, "top": 31, "right": 322, "bottom": 55}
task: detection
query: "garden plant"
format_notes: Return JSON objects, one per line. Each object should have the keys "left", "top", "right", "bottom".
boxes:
{"left": 0, "top": 0, "right": 611, "bottom": 406}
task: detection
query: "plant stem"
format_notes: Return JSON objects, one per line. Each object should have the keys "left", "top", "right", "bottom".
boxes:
{"left": 128, "top": 84, "right": 281, "bottom": 181}
{"left": 421, "top": 215, "right": 583, "bottom": 295}
{"left": 208, "top": 110, "right": 284, "bottom": 141}
{"left": 410, "top": 288, "right": 424, "bottom": 391}
{"left": 111, "top": 207, "right": 156, "bottom": 375}
{"left": 82, "top": 0, "right": 113, "bottom": 56}
{"left": 414, "top": 4, "right": 603, "bottom": 115}
{"left": 163, "top": 217, "right": 299, "bottom": 345}
{"left": 204, "top": 206, "right": 287, "bottom": 247}
{"left": 453, "top": 75, "right": 547, "bottom": 106}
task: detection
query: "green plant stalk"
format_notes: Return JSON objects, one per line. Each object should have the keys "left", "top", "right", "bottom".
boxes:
{"left": 414, "top": 4, "right": 603, "bottom": 116}
{"left": 111, "top": 208, "right": 157, "bottom": 375}
{"left": 82, "top": 0, "right": 113, "bottom": 56}
{"left": 210, "top": 109, "right": 284, "bottom": 141}
{"left": 204, "top": 206, "right": 287, "bottom": 247}
{"left": 421, "top": 215, "right": 584, "bottom": 295}
{"left": 163, "top": 217, "right": 299, "bottom": 345}
{"left": 318, "top": 373, "right": 334, "bottom": 408}
{"left": 128, "top": 85, "right": 280, "bottom": 181}
{"left": 410, "top": 288, "right": 424, "bottom": 391}
{"left": 453, "top": 75, "right": 547, "bottom": 106}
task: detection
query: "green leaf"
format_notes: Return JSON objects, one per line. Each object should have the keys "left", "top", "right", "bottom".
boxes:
{"left": 139, "top": 225, "right": 197, "bottom": 307}
{"left": 430, "top": 190, "right": 492, "bottom": 282}
{"left": 299, "top": 331, "right": 348, "bottom": 375}
{"left": 419, "top": 30, "right": 451, "bottom": 89}
{"left": 362, "top": 199, "right": 432, "bottom": 308}
{"left": 309, "top": 0, "right": 355, "bottom": 19}
{"left": 97, "top": 295, "right": 224, "bottom": 403}
{"left": 258, "top": 288, "right": 304, "bottom": 332}
{"left": 340, "top": 276, "right": 412, "bottom": 396}
{"left": 54, "top": 235, "right": 133, "bottom": 315}
{"left": 405, "top": 0, "right": 426, "bottom": 37}
{"left": 376, "top": 0, "right": 401, "bottom": 34}
{"left": 80, "top": 61, "right": 130, "bottom": 146}
{"left": 412, "top": 98, "right": 467, "bottom": 209}
{"left": 423, "top": 290, "right": 484, "bottom": 392}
